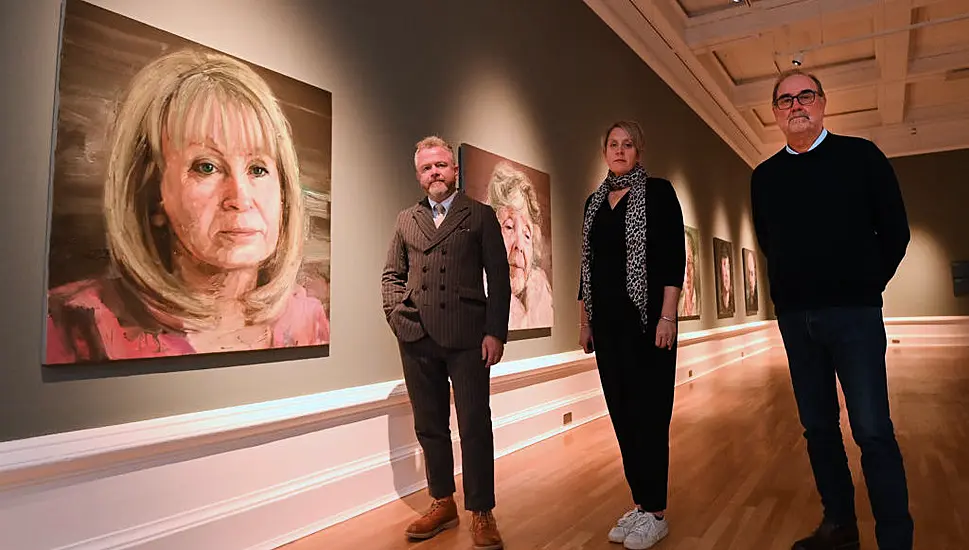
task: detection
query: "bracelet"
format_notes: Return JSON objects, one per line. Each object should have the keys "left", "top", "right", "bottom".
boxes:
{"left": 660, "top": 316, "right": 676, "bottom": 324}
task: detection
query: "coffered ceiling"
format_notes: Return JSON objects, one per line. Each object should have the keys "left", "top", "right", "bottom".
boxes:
{"left": 585, "top": 0, "right": 969, "bottom": 167}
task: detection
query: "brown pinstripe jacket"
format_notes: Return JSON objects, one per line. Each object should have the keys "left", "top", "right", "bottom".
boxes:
{"left": 381, "top": 191, "right": 511, "bottom": 349}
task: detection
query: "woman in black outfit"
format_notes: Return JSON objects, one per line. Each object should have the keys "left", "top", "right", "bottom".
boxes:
{"left": 578, "top": 120, "right": 685, "bottom": 550}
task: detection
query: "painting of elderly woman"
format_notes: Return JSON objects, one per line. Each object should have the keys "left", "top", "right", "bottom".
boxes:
{"left": 459, "top": 144, "right": 554, "bottom": 331}
{"left": 678, "top": 225, "right": 701, "bottom": 320}
{"left": 43, "top": 0, "right": 331, "bottom": 365}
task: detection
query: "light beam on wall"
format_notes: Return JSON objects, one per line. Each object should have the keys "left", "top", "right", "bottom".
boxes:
{"left": 449, "top": 58, "right": 547, "bottom": 179}
{"left": 887, "top": 226, "right": 952, "bottom": 316}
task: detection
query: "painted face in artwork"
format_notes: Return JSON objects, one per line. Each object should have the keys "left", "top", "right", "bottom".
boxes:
{"left": 159, "top": 99, "right": 282, "bottom": 271}
{"left": 496, "top": 199, "right": 535, "bottom": 296}
{"left": 684, "top": 236, "right": 695, "bottom": 294}
{"left": 746, "top": 252, "right": 757, "bottom": 292}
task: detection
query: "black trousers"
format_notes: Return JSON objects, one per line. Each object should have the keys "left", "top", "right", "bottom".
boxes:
{"left": 592, "top": 319, "right": 677, "bottom": 512}
{"left": 399, "top": 336, "right": 495, "bottom": 512}
{"left": 778, "top": 306, "right": 913, "bottom": 549}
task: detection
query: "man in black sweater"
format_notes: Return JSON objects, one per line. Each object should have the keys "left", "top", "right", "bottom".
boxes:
{"left": 750, "top": 69, "right": 913, "bottom": 550}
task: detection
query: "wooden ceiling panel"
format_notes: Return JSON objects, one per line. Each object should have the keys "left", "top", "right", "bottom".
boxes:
{"left": 714, "top": 36, "right": 779, "bottom": 82}
{"left": 908, "top": 78, "right": 969, "bottom": 108}
{"left": 777, "top": 16, "right": 877, "bottom": 68}
{"left": 676, "top": 0, "right": 738, "bottom": 17}
{"left": 753, "top": 105, "right": 775, "bottom": 125}
{"left": 823, "top": 85, "right": 880, "bottom": 114}
{"left": 911, "top": 1, "right": 969, "bottom": 57}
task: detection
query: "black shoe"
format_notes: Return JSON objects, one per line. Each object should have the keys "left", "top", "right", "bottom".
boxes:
{"left": 791, "top": 520, "right": 860, "bottom": 550}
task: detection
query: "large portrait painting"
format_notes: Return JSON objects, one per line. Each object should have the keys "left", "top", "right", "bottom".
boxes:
{"left": 458, "top": 144, "right": 553, "bottom": 331}
{"left": 43, "top": 0, "right": 332, "bottom": 365}
{"left": 742, "top": 247, "right": 759, "bottom": 315}
{"left": 678, "top": 225, "right": 701, "bottom": 320}
{"left": 713, "top": 238, "right": 735, "bottom": 319}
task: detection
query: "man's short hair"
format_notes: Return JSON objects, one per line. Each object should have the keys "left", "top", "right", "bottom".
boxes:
{"left": 771, "top": 69, "right": 825, "bottom": 103}
{"left": 414, "top": 135, "right": 455, "bottom": 165}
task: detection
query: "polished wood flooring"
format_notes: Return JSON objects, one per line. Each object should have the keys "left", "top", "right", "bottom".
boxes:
{"left": 283, "top": 346, "right": 969, "bottom": 549}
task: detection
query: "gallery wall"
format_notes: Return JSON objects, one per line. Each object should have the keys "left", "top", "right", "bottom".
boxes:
{"left": 0, "top": 0, "right": 761, "bottom": 443}
{"left": 885, "top": 147, "right": 969, "bottom": 317}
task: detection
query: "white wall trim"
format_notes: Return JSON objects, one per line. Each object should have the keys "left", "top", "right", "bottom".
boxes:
{"left": 0, "top": 318, "right": 961, "bottom": 549}
{"left": 0, "top": 318, "right": 783, "bottom": 492}
{"left": 0, "top": 349, "right": 594, "bottom": 491}
{"left": 20, "top": 317, "right": 956, "bottom": 550}
{"left": 884, "top": 315, "right": 969, "bottom": 325}
{"left": 884, "top": 315, "right": 969, "bottom": 347}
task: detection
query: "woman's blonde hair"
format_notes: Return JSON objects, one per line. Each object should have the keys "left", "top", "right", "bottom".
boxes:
{"left": 103, "top": 48, "right": 303, "bottom": 330}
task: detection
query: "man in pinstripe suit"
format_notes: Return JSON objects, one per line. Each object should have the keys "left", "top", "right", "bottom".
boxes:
{"left": 381, "top": 136, "right": 511, "bottom": 550}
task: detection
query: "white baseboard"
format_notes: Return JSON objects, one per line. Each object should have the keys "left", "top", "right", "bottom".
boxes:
{"left": 885, "top": 315, "right": 969, "bottom": 347}
{"left": 0, "top": 320, "right": 784, "bottom": 550}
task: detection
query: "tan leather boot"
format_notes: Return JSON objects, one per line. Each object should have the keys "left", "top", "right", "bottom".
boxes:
{"left": 404, "top": 496, "right": 458, "bottom": 539}
{"left": 470, "top": 510, "right": 503, "bottom": 549}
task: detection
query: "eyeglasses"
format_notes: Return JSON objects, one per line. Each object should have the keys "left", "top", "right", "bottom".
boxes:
{"left": 773, "top": 89, "right": 820, "bottom": 110}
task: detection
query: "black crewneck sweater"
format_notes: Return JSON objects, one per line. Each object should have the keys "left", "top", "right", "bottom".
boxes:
{"left": 750, "top": 132, "right": 910, "bottom": 314}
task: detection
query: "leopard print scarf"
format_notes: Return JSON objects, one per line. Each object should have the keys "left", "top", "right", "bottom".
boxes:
{"left": 580, "top": 162, "right": 649, "bottom": 329}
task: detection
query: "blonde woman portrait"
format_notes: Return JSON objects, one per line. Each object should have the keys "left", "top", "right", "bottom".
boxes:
{"left": 44, "top": 3, "right": 331, "bottom": 365}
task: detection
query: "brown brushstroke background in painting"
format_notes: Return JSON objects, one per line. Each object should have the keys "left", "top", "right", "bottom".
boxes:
{"left": 47, "top": 0, "right": 332, "bottom": 316}
{"left": 458, "top": 143, "right": 553, "bottom": 286}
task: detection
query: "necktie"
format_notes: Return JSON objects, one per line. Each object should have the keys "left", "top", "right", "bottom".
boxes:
{"left": 433, "top": 203, "right": 446, "bottom": 227}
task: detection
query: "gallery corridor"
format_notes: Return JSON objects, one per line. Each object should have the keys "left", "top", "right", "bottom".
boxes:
{"left": 284, "top": 346, "right": 969, "bottom": 550}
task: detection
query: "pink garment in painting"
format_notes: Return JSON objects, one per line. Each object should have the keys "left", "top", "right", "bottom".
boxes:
{"left": 45, "top": 278, "right": 329, "bottom": 364}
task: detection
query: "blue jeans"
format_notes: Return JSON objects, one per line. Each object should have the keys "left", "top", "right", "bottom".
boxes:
{"left": 777, "top": 307, "right": 913, "bottom": 550}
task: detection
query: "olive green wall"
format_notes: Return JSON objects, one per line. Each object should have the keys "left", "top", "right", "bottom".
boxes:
{"left": 884, "top": 147, "right": 969, "bottom": 317}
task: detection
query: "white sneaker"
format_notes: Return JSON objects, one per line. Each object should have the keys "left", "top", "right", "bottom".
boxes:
{"left": 623, "top": 514, "right": 668, "bottom": 550}
{"left": 608, "top": 508, "right": 644, "bottom": 543}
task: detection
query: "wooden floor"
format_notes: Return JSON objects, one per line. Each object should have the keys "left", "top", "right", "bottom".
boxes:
{"left": 283, "top": 346, "right": 969, "bottom": 549}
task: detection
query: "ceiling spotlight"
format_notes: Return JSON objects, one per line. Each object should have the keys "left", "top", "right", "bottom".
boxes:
{"left": 792, "top": 52, "right": 804, "bottom": 66}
